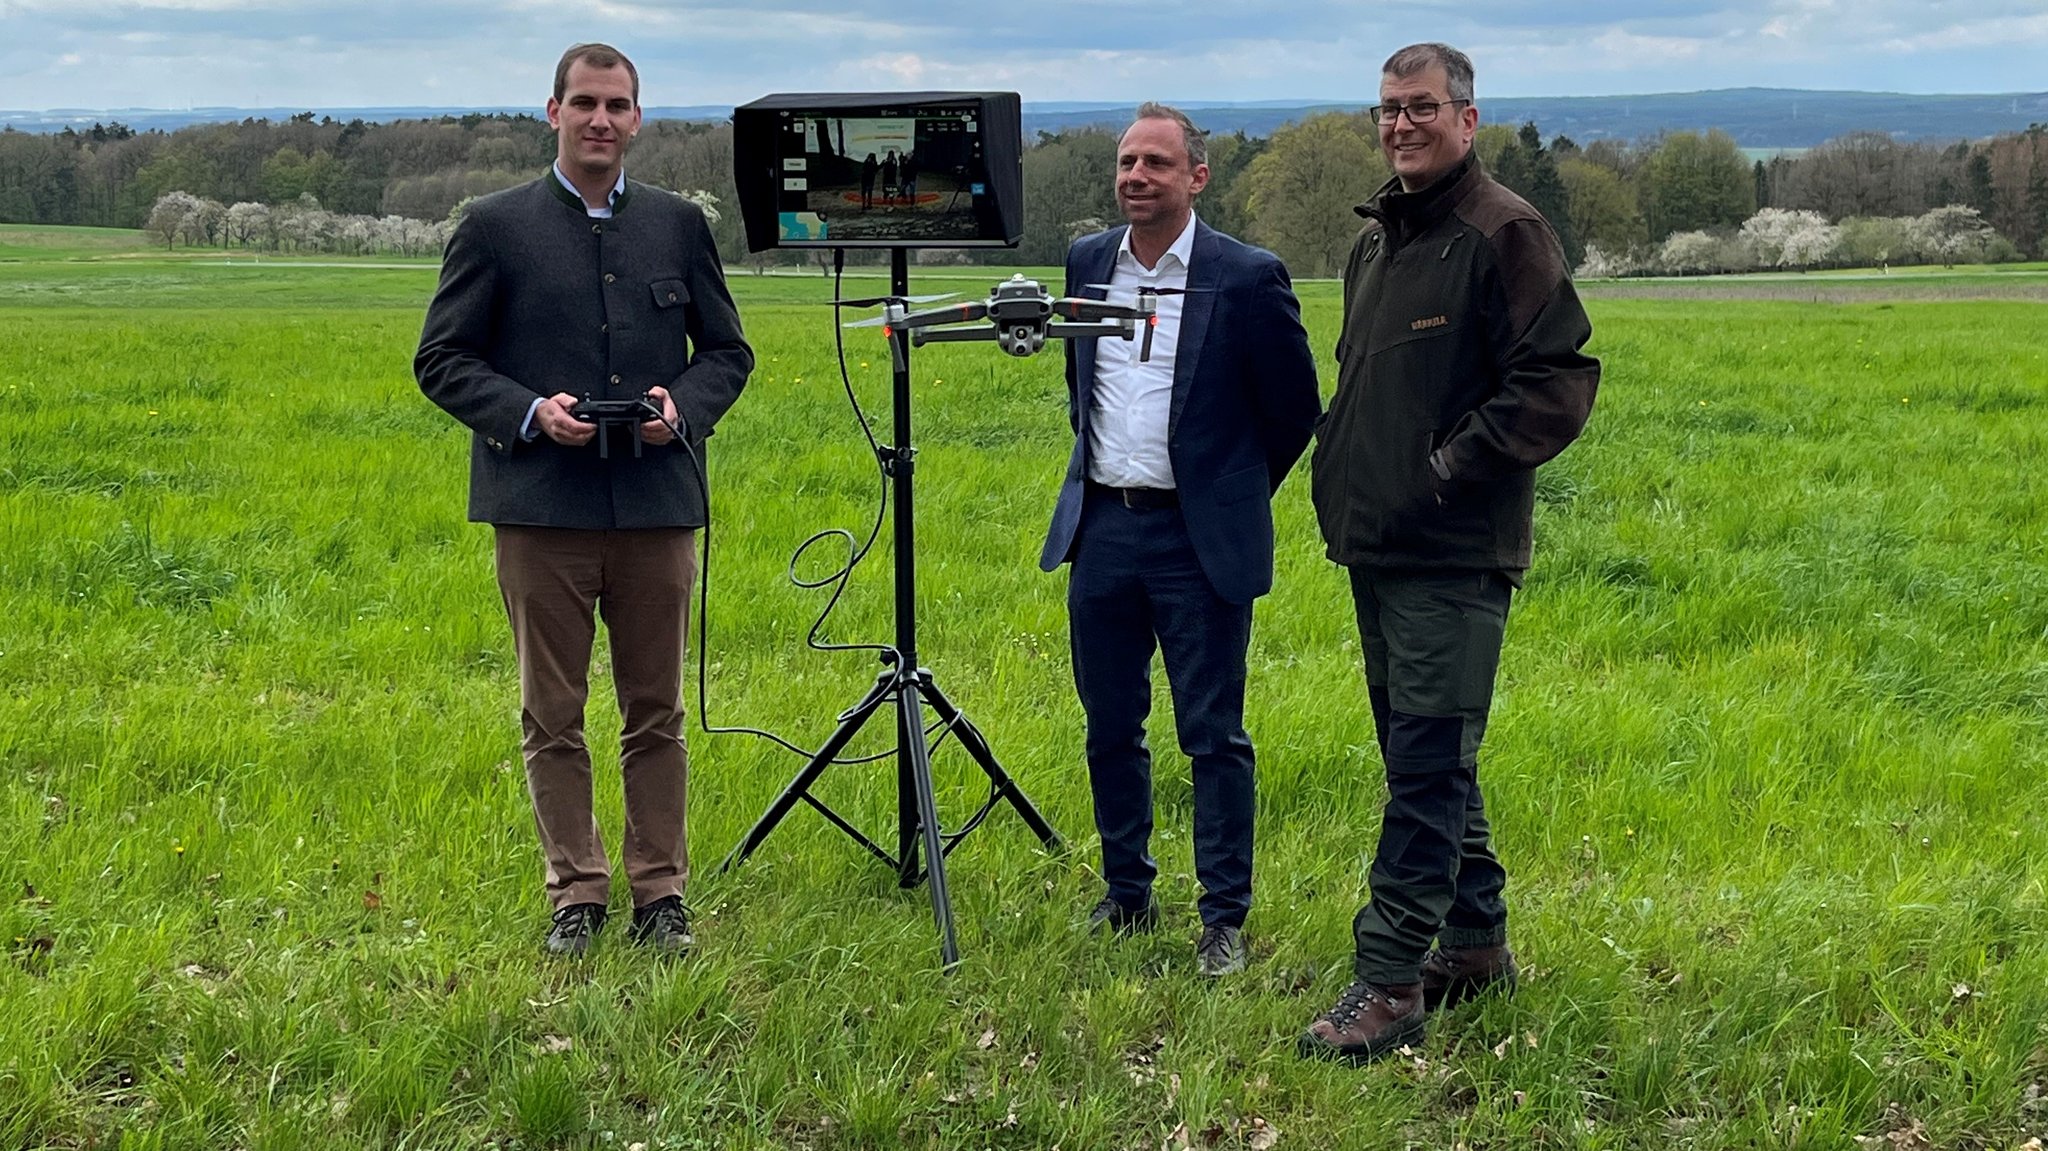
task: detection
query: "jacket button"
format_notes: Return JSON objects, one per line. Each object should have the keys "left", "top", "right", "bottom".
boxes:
{"left": 604, "top": 273, "right": 615, "bottom": 283}
{"left": 667, "top": 291, "right": 678, "bottom": 302}
{"left": 592, "top": 223, "right": 602, "bottom": 234}
{"left": 487, "top": 438, "right": 502, "bottom": 450}
{"left": 600, "top": 323, "right": 608, "bottom": 332}
{"left": 610, "top": 374, "right": 621, "bottom": 385}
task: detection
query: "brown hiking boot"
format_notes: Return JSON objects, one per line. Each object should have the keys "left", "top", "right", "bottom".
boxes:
{"left": 1420, "top": 944, "right": 1518, "bottom": 1011}
{"left": 1297, "top": 980, "right": 1426, "bottom": 1064}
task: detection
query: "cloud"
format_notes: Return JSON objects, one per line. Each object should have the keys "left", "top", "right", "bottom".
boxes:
{"left": 1881, "top": 12, "right": 2048, "bottom": 53}
{"left": 1588, "top": 27, "right": 1718, "bottom": 63}
{"left": 2, "top": 0, "right": 2046, "bottom": 109}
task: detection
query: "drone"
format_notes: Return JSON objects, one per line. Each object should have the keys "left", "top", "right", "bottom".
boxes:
{"left": 844, "top": 275, "right": 1187, "bottom": 371}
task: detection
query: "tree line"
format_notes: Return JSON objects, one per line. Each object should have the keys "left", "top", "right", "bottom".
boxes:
{"left": 5, "top": 110, "right": 2045, "bottom": 275}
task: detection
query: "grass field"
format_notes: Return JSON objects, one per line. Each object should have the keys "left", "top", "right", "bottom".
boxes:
{"left": 2, "top": 226, "right": 2046, "bottom": 1150}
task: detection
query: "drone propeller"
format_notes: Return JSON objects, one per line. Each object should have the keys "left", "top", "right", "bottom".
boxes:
{"left": 1080, "top": 283, "right": 1205, "bottom": 297}
{"left": 834, "top": 292, "right": 958, "bottom": 310}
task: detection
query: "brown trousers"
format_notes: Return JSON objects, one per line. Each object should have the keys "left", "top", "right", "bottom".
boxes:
{"left": 494, "top": 525, "right": 697, "bottom": 911}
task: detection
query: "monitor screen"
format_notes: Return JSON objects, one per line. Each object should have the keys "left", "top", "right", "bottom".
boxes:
{"left": 734, "top": 93, "right": 1023, "bottom": 250}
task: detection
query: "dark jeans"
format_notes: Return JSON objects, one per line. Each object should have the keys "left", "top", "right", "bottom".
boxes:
{"left": 1347, "top": 566, "right": 1513, "bottom": 984}
{"left": 1068, "top": 495, "right": 1256, "bottom": 928}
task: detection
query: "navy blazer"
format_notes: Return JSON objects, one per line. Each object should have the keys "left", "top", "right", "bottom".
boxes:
{"left": 1039, "top": 220, "right": 1321, "bottom": 605}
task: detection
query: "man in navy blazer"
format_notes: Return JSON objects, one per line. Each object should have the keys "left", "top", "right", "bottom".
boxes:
{"left": 1040, "top": 103, "right": 1320, "bottom": 976}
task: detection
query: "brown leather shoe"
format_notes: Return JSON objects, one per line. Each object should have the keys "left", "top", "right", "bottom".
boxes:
{"left": 1420, "top": 944, "right": 1518, "bottom": 1011}
{"left": 1297, "top": 980, "right": 1426, "bottom": 1064}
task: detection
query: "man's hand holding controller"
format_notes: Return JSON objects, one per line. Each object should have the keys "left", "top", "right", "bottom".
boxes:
{"left": 536, "top": 386, "right": 681, "bottom": 448}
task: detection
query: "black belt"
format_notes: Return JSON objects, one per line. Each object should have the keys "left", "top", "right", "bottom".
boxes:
{"left": 1087, "top": 481, "right": 1179, "bottom": 509}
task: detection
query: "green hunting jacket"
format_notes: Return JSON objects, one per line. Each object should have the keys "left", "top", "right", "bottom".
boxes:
{"left": 1310, "top": 155, "right": 1599, "bottom": 576}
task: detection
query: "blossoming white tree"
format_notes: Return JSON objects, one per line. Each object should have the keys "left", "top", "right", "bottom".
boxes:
{"left": 1740, "top": 208, "right": 1841, "bottom": 270}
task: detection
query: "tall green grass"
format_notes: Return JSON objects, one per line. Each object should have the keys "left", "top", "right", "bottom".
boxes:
{"left": 2, "top": 233, "right": 2044, "bottom": 1148}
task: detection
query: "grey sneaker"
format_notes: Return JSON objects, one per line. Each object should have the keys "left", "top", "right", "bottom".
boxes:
{"left": 1195, "top": 924, "right": 1248, "bottom": 977}
{"left": 629, "top": 895, "right": 694, "bottom": 954}
{"left": 544, "top": 902, "right": 606, "bottom": 957}
{"left": 1084, "top": 895, "right": 1160, "bottom": 935}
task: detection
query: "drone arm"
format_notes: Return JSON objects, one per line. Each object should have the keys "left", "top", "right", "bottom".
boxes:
{"left": 910, "top": 326, "right": 1000, "bottom": 346}
{"left": 1051, "top": 299, "right": 1142, "bottom": 322}
{"left": 898, "top": 300, "right": 989, "bottom": 330}
{"left": 1045, "top": 320, "right": 1135, "bottom": 341}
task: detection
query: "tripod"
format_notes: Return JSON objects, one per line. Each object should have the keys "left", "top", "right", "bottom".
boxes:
{"left": 722, "top": 248, "right": 1063, "bottom": 967}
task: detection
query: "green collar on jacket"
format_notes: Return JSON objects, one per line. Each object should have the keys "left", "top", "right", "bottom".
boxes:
{"left": 545, "top": 167, "right": 636, "bottom": 216}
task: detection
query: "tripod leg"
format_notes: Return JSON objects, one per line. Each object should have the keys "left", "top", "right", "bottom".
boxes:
{"left": 722, "top": 669, "right": 896, "bottom": 872}
{"left": 899, "top": 683, "right": 960, "bottom": 968}
{"left": 897, "top": 715, "right": 920, "bottom": 887}
{"left": 919, "top": 678, "right": 1065, "bottom": 852}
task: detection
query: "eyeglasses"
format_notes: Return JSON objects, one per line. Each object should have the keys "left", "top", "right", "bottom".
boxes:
{"left": 1368, "top": 99, "right": 1470, "bottom": 126}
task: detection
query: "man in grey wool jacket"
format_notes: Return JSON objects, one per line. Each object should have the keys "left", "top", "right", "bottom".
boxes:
{"left": 415, "top": 42, "right": 753, "bottom": 958}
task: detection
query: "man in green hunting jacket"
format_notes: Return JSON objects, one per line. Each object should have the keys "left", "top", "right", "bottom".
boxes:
{"left": 1299, "top": 41, "right": 1600, "bottom": 1064}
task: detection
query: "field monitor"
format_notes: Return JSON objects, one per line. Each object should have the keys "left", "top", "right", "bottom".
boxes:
{"left": 732, "top": 91, "right": 1024, "bottom": 251}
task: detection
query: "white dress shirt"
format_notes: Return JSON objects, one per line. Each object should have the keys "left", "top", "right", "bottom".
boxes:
{"left": 1086, "top": 213, "right": 1197, "bottom": 490}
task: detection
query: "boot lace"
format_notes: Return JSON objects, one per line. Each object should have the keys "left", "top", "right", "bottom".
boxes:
{"left": 1196, "top": 925, "right": 1237, "bottom": 963}
{"left": 1319, "top": 980, "right": 1384, "bottom": 1027}
{"left": 633, "top": 896, "right": 692, "bottom": 942}
{"left": 550, "top": 903, "right": 603, "bottom": 938}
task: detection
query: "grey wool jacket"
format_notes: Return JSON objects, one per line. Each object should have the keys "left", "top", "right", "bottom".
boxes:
{"left": 415, "top": 173, "right": 753, "bottom": 529}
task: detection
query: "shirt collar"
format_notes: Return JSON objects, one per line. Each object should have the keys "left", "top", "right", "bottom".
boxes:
{"left": 1117, "top": 212, "right": 1199, "bottom": 273}
{"left": 552, "top": 162, "right": 626, "bottom": 213}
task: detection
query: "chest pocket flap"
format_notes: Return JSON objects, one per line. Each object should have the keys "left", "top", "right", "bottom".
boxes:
{"left": 650, "top": 278, "right": 689, "bottom": 309}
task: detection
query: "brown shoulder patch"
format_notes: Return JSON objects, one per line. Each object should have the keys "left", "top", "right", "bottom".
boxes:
{"left": 1454, "top": 178, "right": 1546, "bottom": 239}
{"left": 1458, "top": 181, "right": 1569, "bottom": 341}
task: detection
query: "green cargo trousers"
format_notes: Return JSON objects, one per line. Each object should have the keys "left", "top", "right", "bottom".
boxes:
{"left": 1347, "top": 566, "right": 1514, "bottom": 985}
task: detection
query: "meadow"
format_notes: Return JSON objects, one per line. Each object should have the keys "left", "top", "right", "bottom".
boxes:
{"left": 2, "top": 222, "right": 2046, "bottom": 1149}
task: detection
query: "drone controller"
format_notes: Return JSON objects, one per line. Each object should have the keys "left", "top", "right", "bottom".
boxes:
{"left": 570, "top": 393, "right": 664, "bottom": 459}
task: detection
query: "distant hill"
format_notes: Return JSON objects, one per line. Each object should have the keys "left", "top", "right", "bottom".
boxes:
{"left": 1119, "top": 89, "right": 2048, "bottom": 148}
{"left": 4, "top": 88, "right": 2044, "bottom": 148}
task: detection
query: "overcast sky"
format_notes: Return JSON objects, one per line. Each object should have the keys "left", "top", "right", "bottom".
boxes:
{"left": 2, "top": 0, "right": 2045, "bottom": 111}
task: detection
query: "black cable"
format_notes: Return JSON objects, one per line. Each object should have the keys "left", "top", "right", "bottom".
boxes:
{"left": 686, "top": 249, "right": 935, "bottom": 764}
{"left": 678, "top": 254, "right": 1000, "bottom": 838}
{"left": 791, "top": 247, "right": 892, "bottom": 660}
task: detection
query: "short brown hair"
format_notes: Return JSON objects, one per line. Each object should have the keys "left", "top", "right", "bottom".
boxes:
{"left": 1131, "top": 101, "right": 1207, "bottom": 168}
{"left": 554, "top": 43, "right": 639, "bottom": 104}
{"left": 1382, "top": 43, "right": 1474, "bottom": 104}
